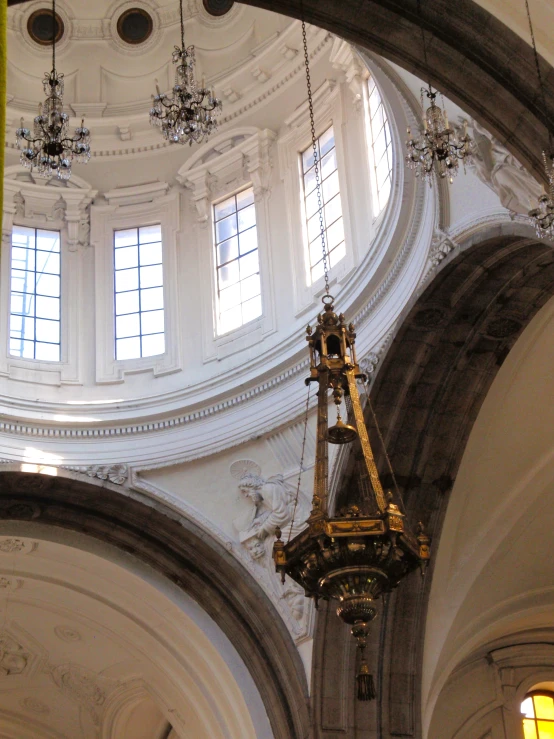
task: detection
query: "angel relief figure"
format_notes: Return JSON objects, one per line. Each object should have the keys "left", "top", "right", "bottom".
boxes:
{"left": 231, "top": 460, "right": 311, "bottom": 563}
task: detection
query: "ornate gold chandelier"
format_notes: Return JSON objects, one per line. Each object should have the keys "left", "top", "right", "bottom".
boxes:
{"left": 525, "top": 0, "right": 554, "bottom": 238}
{"left": 150, "top": 0, "right": 222, "bottom": 145}
{"left": 273, "top": 20, "right": 430, "bottom": 701}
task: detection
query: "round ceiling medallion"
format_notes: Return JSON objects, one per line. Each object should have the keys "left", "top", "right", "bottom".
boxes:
{"left": 116, "top": 8, "right": 153, "bottom": 45}
{"left": 203, "top": 0, "right": 234, "bottom": 16}
{"left": 27, "top": 9, "right": 64, "bottom": 46}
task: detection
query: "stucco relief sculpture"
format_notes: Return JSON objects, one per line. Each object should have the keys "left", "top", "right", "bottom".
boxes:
{"left": 51, "top": 663, "right": 113, "bottom": 727}
{"left": 231, "top": 460, "right": 310, "bottom": 623}
{"left": 232, "top": 460, "right": 311, "bottom": 557}
{"left": 469, "top": 119, "right": 543, "bottom": 215}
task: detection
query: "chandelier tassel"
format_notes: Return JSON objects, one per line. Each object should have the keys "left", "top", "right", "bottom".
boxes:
{"left": 356, "top": 649, "right": 376, "bottom": 702}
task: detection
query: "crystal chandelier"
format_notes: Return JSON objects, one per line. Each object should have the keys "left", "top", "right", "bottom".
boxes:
{"left": 15, "top": 0, "right": 91, "bottom": 181}
{"left": 406, "top": 86, "right": 473, "bottom": 183}
{"left": 273, "top": 21, "right": 430, "bottom": 702}
{"left": 405, "top": 0, "right": 472, "bottom": 184}
{"left": 150, "top": 0, "right": 222, "bottom": 145}
{"left": 525, "top": 0, "right": 554, "bottom": 238}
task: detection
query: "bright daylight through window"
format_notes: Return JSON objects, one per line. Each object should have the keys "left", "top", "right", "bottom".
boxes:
{"left": 301, "top": 125, "right": 345, "bottom": 285}
{"left": 213, "top": 186, "right": 261, "bottom": 335}
{"left": 522, "top": 692, "right": 554, "bottom": 738}
{"left": 114, "top": 225, "right": 165, "bottom": 360}
{"left": 10, "top": 226, "right": 61, "bottom": 362}
{"left": 366, "top": 76, "right": 392, "bottom": 215}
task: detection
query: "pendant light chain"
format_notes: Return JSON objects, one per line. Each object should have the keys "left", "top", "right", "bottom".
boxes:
{"left": 417, "top": 0, "right": 429, "bottom": 81}
{"left": 179, "top": 0, "right": 185, "bottom": 53}
{"left": 52, "top": 0, "right": 56, "bottom": 75}
{"left": 301, "top": 19, "right": 331, "bottom": 299}
{"left": 286, "top": 385, "right": 312, "bottom": 544}
{"left": 524, "top": 0, "right": 553, "bottom": 155}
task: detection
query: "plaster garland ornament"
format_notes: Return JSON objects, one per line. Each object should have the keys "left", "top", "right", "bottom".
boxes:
{"left": 0, "top": 633, "right": 30, "bottom": 676}
{"left": 272, "top": 17, "right": 430, "bottom": 704}
{"left": 62, "top": 464, "right": 128, "bottom": 486}
{"left": 51, "top": 664, "right": 115, "bottom": 727}
{"left": 150, "top": 0, "right": 222, "bottom": 145}
{"left": 0, "top": 539, "right": 25, "bottom": 554}
{"left": 15, "top": 0, "right": 91, "bottom": 180}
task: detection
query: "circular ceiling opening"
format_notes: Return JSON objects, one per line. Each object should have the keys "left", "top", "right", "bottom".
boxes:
{"left": 116, "top": 8, "right": 153, "bottom": 45}
{"left": 203, "top": 0, "right": 234, "bottom": 16}
{"left": 27, "top": 9, "right": 64, "bottom": 46}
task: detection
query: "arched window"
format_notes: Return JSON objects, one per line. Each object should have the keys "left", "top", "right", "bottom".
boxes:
{"left": 522, "top": 692, "right": 554, "bottom": 738}
{"left": 365, "top": 75, "right": 392, "bottom": 216}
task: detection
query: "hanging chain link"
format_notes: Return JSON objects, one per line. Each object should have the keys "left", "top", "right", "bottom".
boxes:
{"left": 287, "top": 385, "right": 311, "bottom": 544}
{"left": 179, "top": 0, "right": 185, "bottom": 51}
{"left": 301, "top": 19, "right": 331, "bottom": 299}
{"left": 52, "top": 0, "right": 56, "bottom": 74}
{"left": 524, "top": 0, "right": 553, "bottom": 155}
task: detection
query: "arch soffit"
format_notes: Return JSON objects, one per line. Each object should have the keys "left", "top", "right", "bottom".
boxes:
{"left": 312, "top": 221, "right": 554, "bottom": 737}
{"left": 0, "top": 468, "right": 310, "bottom": 739}
{"left": 240, "top": 0, "right": 553, "bottom": 184}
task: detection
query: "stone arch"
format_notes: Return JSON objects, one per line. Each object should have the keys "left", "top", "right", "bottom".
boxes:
{"left": 0, "top": 468, "right": 310, "bottom": 739}
{"left": 238, "top": 0, "right": 553, "bottom": 184}
{"left": 311, "top": 222, "right": 554, "bottom": 737}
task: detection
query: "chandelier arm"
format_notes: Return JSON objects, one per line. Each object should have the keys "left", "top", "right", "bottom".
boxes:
{"left": 300, "top": 3, "right": 331, "bottom": 299}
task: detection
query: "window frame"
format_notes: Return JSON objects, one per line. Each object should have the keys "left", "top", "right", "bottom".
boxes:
{"left": 113, "top": 224, "right": 166, "bottom": 361}
{"left": 212, "top": 185, "right": 263, "bottom": 337}
{"left": 92, "top": 186, "right": 182, "bottom": 383}
{"left": 9, "top": 225, "right": 62, "bottom": 363}
{"left": 364, "top": 74, "right": 393, "bottom": 218}
{"left": 299, "top": 125, "right": 346, "bottom": 286}
{"left": 522, "top": 691, "right": 554, "bottom": 738}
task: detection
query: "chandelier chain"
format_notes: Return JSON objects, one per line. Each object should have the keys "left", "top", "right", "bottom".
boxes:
{"left": 416, "top": 0, "right": 429, "bottom": 81}
{"left": 361, "top": 377, "right": 406, "bottom": 516}
{"left": 179, "top": 0, "right": 185, "bottom": 53}
{"left": 524, "top": 0, "right": 553, "bottom": 154}
{"left": 52, "top": 0, "right": 56, "bottom": 75}
{"left": 287, "top": 385, "right": 311, "bottom": 544}
{"left": 301, "top": 18, "right": 331, "bottom": 299}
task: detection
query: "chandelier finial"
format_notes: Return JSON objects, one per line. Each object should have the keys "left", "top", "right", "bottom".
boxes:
{"left": 405, "top": 0, "right": 473, "bottom": 184}
{"left": 525, "top": 0, "right": 554, "bottom": 237}
{"left": 149, "top": 0, "right": 222, "bottom": 146}
{"left": 15, "top": 0, "right": 91, "bottom": 180}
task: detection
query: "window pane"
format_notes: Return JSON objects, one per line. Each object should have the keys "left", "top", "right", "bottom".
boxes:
{"left": 35, "top": 318, "right": 59, "bottom": 344}
{"left": 522, "top": 698, "right": 536, "bottom": 718}
{"left": 139, "top": 265, "right": 163, "bottom": 289}
{"left": 523, "top": 720, "right": 538, "bottom": 739}
{"left": 321, "top": 149, "right": 337, "bottom": 180}
{"left": 217, "top": 236, "right": 239, "bottom": 265}
{"left": 141, "top": 333, "right": 165, "bottom": 357}
{"left": 140, "top": 287, "right": 164, "bottom": 312}
{"left": 115, "top": 245, "right": 138, "bottom": 271}
{"left": 10, "top": 226, "right": 61, "bottom": 361}
{"left": 535, "top": 695, "right": 554, "bottom": 720}
{"left": 116, "top": 313, "right": 140, "bottom": 339}
{"left": 213, "top": 186, "right": 261, "bottom": 335}
{"left": 116, "top": 290, "right": 140, "bottom": 316}
{"left": 139, "top": 224, "right": 161, "bottom": 244}
{"left": 114, "top": 229, "right": 137, "bottom": 248}
{"left": 115, "top": 268, "right": 139, "bottom": 293}
{"left": 114, "top": 225, "right": 165, "bottom": 360}
{"left": 218, "top": 260, "right": 240, "bottom": 289}
{"left": 141, "top": 309, "right": 164, "bottom": 335}
{"left": 139, "top": 242, "right": 162, "bottom": 266}
{"left": 242, "top": 294, "right": 262, "bottom": 323}
{"left": 35, "top": 342, "right": 60, "bottom": 362}
{"left": 536, "top": 721, "right": 554, "bottom": 739}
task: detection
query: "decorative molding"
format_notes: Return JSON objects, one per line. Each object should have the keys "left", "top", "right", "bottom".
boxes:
{"left": 0, "top": 538, "right": 38, "bottom": 555}
{"left": 0, "top": 632, "right": 30, "bottom": 676}
{"left": 54, "top": 625, "right": 82, "bottom": 643}
{"left": 20, "top": 696, "right": 50, "bottom": 715}
{"left": 61, "top": 464, "right": 128, "bottom": 485}
{"left": 50, "top": 663, "right": 117, "bottom": 727}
